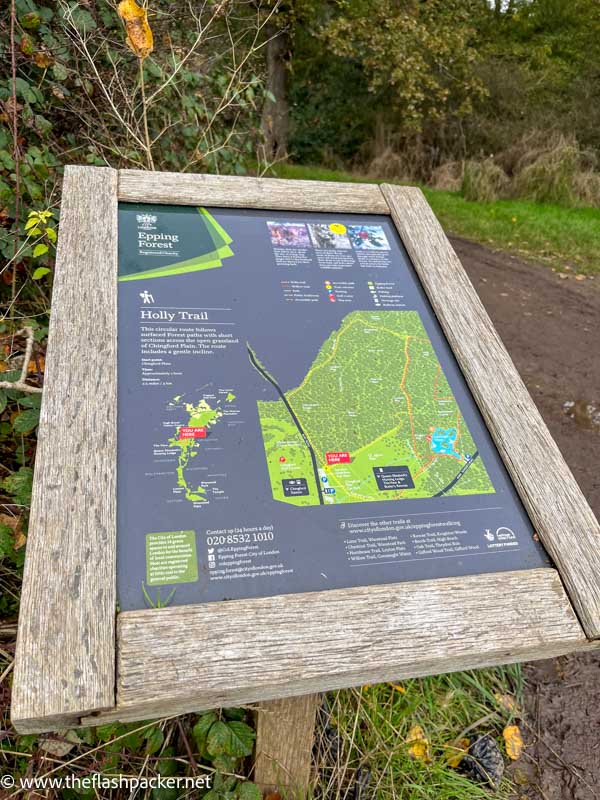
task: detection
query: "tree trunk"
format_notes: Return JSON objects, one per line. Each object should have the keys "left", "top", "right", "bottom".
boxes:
{"left": 261, "top": 25, "right": 290, "bottom": 161}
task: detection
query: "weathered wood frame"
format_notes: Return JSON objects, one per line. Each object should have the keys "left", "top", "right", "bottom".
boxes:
{"left": 12, "top": 166, "right": 600, "bottom": 734}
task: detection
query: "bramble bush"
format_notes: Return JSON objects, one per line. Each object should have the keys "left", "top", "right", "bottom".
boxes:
{"left": 0, "top": 0, "right": 275, "bottom": 793}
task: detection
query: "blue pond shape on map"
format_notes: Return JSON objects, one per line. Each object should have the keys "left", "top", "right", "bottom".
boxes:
{"left": 430, "top": 428, "right": 463, "bottom": 460}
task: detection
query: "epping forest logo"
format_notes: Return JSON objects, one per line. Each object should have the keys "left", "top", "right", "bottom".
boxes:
{"left": 136, "top": 213, "right": 158, "bottom": 230}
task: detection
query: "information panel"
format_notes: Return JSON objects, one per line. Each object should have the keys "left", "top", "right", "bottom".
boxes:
{"left": 117, "top": 205, "right": 548, "bottom": 610}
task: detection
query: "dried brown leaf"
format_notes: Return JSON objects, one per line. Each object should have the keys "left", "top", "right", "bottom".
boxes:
{"left": 34, "top": 52, "right": 53, "bottom": 69}
{"left": 118, "top": 0, "right": 154, "bottom": 59}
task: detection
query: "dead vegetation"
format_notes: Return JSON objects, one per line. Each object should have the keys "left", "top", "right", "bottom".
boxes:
{"left": 368, "top": 131, "right": 600, "bottom": 207}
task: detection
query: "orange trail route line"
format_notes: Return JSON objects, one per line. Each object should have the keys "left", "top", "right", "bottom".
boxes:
{"left": 399, "top": 336, "right": 422, "bottom": 460}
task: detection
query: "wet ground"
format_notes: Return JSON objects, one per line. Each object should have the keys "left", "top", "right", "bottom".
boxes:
{"left": 451, "top": 237, "right": 600, "bottom": 800}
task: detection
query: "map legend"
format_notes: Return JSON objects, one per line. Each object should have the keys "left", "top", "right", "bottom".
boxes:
{"left": 324, "top": 280, "right": 355, "bottom": 303}
{"left": 368, "top": 281, "right": 404, "bottom": 308}
{"left": 280, "top": 280, "right": 319, "bottom": 303}
{"left": 368, "top": 281, "right": 380, "bottom": 306}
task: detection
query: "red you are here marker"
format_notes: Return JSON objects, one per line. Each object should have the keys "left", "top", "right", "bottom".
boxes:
{"left": 326, "top": 451, "right": 350, "bottom": 465}
{"left": 179, "top": 426, "right": 207, "bottom": 440}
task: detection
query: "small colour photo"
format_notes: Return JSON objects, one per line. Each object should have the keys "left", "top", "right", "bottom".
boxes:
{"left": 308, "top": 223, "right": 352, "bottom": 250}
{"left": 267, "top": 221, "right": 311, "bottom": 247}
{"left": 347, "top": 225, "right": 391, "bottom": 250}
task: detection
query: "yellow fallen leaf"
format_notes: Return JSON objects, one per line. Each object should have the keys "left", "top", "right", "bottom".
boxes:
{"left": 118, "top": 0, "right": 153, "bottom": 59}
{"left": 406, "top": 724, "right": 431, "bottom": 763}
{"left": 390, "top": 683, "right": 406, "bottom": 693}
{"left": 503, "top": 724, "right": 524, "bottom": 760}
{"left": 14, "top": 529, "right": 27, "bottom": 550}
{"left": 28, "top": 355, "right": 44, "bottom": 374}
{"left": 494, "top": 692, "right": 517, "bottom": 713}
{"left": 445, "top": 737, "right": 470, "bottom": 768}
{"left": 34, "top": 51, "right": 53, "bottom": 69}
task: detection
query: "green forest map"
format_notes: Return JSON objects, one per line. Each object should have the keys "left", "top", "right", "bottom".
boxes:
{"left": 167, "top": 391, "right": 236, "bottom": 503}
{"left": 251, "top": 310, "right": 495, "bottom": 506}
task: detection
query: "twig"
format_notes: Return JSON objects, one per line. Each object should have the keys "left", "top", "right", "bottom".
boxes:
{"left": 456, "top": 710, "right": 499, "bottom": 741}
{"left": 176, "top": 718, "right": 199, "bottom": 774}
{"left": 0, "top": 658, "right": 14, "bottom": 685}
{"left": 10, "top": 0, "right": 21, "bottom": 320}
{"left": 139, "top": 58, "right": 154, "bottom": 170}
{"left": 0, "top": 327, "right": 43, "bottom": 394}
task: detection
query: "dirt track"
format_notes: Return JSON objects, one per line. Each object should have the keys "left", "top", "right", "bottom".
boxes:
{"left": 451, "top": 237, "right": 600, "bottom": 800}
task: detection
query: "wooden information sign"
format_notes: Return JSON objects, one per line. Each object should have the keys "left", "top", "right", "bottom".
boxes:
{"left": 11, "top": 169, "right": 600, "bottom": 771}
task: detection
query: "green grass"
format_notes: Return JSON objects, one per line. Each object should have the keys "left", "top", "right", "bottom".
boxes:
{"left": 315, "top": 668, "right": 523, "bottom": 800}
{"left": 268, "top": 163, "right": 600, "bottom": 274}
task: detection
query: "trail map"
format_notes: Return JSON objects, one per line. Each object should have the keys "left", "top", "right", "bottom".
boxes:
{"left": 166, "top": 390, "right": 238, "bottom": 503}
{"left": 252, "top": 310, "right": 494, "bottom": 506}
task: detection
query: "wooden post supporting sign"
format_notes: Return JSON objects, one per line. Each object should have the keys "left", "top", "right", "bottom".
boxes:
{"left": 254, "top": 695, "right": 320, "bottom": 796}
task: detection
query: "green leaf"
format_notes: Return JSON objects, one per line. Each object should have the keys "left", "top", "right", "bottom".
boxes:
{"left": 192, "top": 711, "right": 218, "bottom": 752}
{"left": 236, "top": 782, "right": 262, "bottom": 800}
{"left": 45, "top": 227, "right": 57, "bottom": 243}
{"left": 52, "top": 63, "right": 68, "bottom": 81}
{"left": 207, "top": 719, "right": 256, "bottom": 758}
{"left": 151, "top": 788, "right": 179, "bottom": 800}
{"left": 145, "top": 726, "right": 164, "bottom": 755}
{"left": 226, "top": 721, "right": 256, "bottom": 758}
{"left": 0, "top": 525, "right": 14, "bottom": 559}
{"left": 204, "top": 774, "right": 239, "bottom": 800}
{"left": 212, "top": 753, "right": 239, "bottom": 772}
{"left": 19, "top": 393, "right": 42, "bottom": 409}
{"left": 13, "top": 407, "right": 40, "bottom": 433}
{"left": 223, "top": 707, "right": 247, "bottom": 721}
{"left": 95, "top": 723, "right": 123, "bottom": 742}
{"left": 20, "top": 12, "right": 41, "bottom": 30}
{"left": 156, "top": 746, "right": 178, "bottom": 777}
{"left": 2, "top": 467, "right": 33, "bottom": 506}
{"left": 206, "top": 720, "right": 232, "bottom": 756}
{"left": 25, "top": 216, "right": 40, "bottom": 231}
{"left": 32, "top": 243, "right": 48, "bottom": 258}
{"left": 32, "top": 267, "right": 51, "bottom": 280}
{"left": 120, "top": 724, "right": 144, "bottom": 751}
{"left": 0, "top": 390, "right": 7, "bottom": 414}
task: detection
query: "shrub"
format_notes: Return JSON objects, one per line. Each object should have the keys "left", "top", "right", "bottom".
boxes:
{"left": 461, "top": 159, "right": 509, "bottom": 202}
{"left": 367, "top": 147, "right": 412, "bottom": 181}
{"left": 430, "top": 160, "right": 464, "bottom": 192}
{"left": 573, "top": 171, "right": 600, "bottom": 206}
{"left": 511, "top": 136, "right": 580, "bottom": 206}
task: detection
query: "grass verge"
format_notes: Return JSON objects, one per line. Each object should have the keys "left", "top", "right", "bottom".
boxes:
{"left": 268, "top": 162, "right": 600, "bottom": 274}
{"left": 315, "top": 669, "right": 524, "bottom": 800}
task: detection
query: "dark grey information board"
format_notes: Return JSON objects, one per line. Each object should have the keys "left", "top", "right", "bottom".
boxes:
{"left": 117, "top": 204, "right": 549, "bottom": 611}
